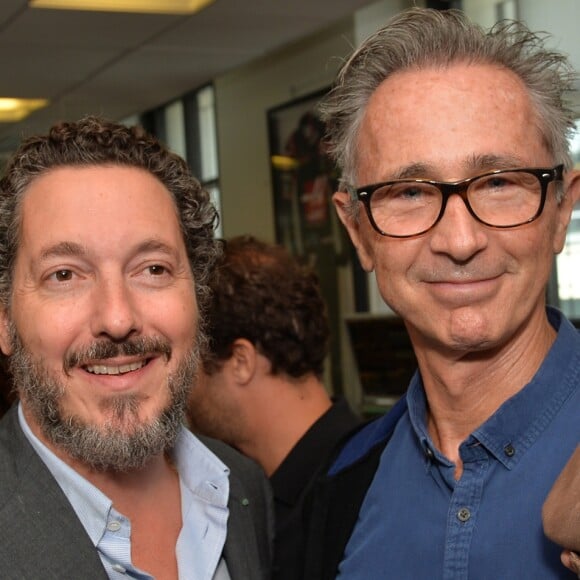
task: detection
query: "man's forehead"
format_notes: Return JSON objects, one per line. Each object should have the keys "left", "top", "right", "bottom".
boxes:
{"left": 19, "top": 164, "right": 174, "bottom": 208}
{"left": 355, "top": 63, "right": 547, "bottom": 183}
{"left": 16, "top": 165, "right": 186, "bottom": 258}
{"left": 21, "top": 163, "right": 161, "bottom": 189}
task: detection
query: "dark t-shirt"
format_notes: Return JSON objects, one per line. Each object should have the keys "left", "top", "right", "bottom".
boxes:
{"left": 269, "top": 397, "right": 361, "bottom": 580}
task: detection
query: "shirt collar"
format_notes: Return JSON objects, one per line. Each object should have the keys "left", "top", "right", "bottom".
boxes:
{"left": 18, "top": 407, "right": 230, "bottom": 543}
{"left": 407, "top": 307, "right": 580, "bottom": 469}
{"left": 173, "top": 427, "right": 230, "bottom": 507}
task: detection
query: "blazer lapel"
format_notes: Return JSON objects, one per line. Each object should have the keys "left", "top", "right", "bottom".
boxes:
{"left": 223, "top": 477, "right": 264, "bottom": 580}
{"left": 0, "top": 407, "right": 108, "bottom": 579}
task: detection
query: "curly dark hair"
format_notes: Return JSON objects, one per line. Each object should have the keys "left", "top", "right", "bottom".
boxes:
{"left": 204, "top": 235, "right": 330, "bottom": 380}
{"left": 0, "top": 116, "right": 220, "bottom": 318}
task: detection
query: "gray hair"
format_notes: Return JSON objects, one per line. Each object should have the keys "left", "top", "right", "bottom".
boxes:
{"left": 0, "top": 116, "right": 220, "bottom": 321}
{"left": 320, "top": 8, "right": 577, "bottom": 194}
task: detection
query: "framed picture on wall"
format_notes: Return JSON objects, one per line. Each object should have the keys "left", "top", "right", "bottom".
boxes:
{"left": 267, "top": 89, "right": 367, "bottom": 395}
{"left": 267, "top": 88, "right": 337, "bottom": 256}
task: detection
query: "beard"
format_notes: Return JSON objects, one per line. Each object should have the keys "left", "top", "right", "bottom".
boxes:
{"left": 8, "top": 325, "right": 200, "bottom": 473}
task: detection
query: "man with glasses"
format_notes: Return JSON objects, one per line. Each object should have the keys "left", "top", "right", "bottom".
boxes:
{"left": 304, "top": 8, "right": 580, "bottom": 579}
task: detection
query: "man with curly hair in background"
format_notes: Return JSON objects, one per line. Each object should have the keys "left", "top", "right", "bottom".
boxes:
{"left": 187, "top": 235, "right": 360, "bottom": 580}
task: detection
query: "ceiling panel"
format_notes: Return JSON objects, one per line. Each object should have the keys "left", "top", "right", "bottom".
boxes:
{"left": 0, "top": 9, "right": 180, "bottom": 48}
{"left": 0, "top": 47, "right": 119, "bottom": 97}
{"left": 0, "top": 0, "right": 375, "bottom": 155}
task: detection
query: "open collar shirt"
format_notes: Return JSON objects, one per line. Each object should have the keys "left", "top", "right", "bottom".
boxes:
{"left": 338, "top": 308, "right": 580, "bottom": 579}
{"left": 19, "top": 406, "right": 232, "bottom": 580}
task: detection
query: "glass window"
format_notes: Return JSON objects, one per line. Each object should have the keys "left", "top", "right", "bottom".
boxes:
{"left": 197, "top": 86, "right": 219, "bottom": 183}
{"left": 205, "top": 182, "right": 223, "bottom": 238}
{"left": 554, "top": 119, "right": 580, "bottom": 318}
{"left": 164, "top": 100, "right": 187, "bottom": 160}
{"left": 557, "top": 208, "right": 580, "bottom": 317}
{"left": 139, "top": 85, "right": 222, "bottom": 239}
{"left": 182, "top": 85, "right": 222, "bottom": 237}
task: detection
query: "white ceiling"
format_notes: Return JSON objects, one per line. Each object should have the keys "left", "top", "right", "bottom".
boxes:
{"left": 0, "top": 0, "right": 375, "bottom": 154}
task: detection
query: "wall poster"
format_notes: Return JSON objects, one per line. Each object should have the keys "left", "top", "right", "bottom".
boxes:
{"left": 267, "top": 88, "right": 353, "bottom": 394}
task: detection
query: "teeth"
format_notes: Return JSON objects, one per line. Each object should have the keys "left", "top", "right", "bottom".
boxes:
{"left": 86, "top": 360, "right": 146, "bottom": 375}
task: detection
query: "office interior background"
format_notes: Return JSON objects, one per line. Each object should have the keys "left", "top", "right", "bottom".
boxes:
{"left": 0, "top": 0, "right": 578, "bottom": 415}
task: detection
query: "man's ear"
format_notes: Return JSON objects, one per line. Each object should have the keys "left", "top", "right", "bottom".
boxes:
{"left": 230, "top": 338, "right": 257, "bottom": 385}
{"left": 333, "top": 191, "right": 375, "bottom": 272}
{"left": 0, "top": 307, "right": 13, "bottom": 356}
{"left": 554, "top": 169, "right": 580, "bottom": 254}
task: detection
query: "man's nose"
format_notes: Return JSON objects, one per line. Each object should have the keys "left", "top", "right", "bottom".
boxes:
{"left": 89, "top": 278, "right": 141, "bottom": 341}
{"left": 429, "top": 194, "right": 488, "bottom": 260}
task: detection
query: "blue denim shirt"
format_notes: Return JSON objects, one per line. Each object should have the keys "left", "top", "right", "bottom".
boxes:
{"left": 338, "top": 308, "right": 580, "bottom": 579}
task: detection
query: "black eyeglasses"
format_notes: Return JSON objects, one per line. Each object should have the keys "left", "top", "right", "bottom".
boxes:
{"left": 353, "top": 165, "right": 564, "bottom": 238}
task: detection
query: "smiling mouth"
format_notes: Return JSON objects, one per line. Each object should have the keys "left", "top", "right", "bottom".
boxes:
{"left": 85, "top": 360, "right": 148, "bottom": 375}
{"left": 427, "top": 271, "right": 502, "bottom": 285}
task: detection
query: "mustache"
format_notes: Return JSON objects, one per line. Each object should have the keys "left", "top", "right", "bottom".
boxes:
{"left": 418, "top": 261, "right": 507, "bottom": 283}
{"left": 63, "top": 336, "right": 172, "bottom": 375}
{"left": 421, "top": 271, "right": 502, "bottom": 284}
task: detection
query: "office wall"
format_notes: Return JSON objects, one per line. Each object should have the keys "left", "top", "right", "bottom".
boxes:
{"left": 214, "top": 18, "right": 355, "bottom": 240}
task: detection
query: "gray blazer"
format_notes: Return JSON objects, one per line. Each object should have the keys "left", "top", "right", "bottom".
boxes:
{"left": 0, "top": 406, "right": 273, "bottom": 579}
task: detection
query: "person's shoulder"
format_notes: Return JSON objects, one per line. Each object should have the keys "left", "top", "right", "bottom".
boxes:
{"left": 0, "top": 405, "right": 25, "bottom": 470}
{"left": 0, "top": 405, "right": 63, "bottom": 498}
{"left": 327, "top": 396, "right": 408, "bottom": 477}
{"left": 0, "top": 405, "right": 43, "bottom": 511}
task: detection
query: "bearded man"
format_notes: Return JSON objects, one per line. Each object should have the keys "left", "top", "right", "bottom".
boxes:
{"left": 0, "top": 116, "right": 272, "bottom": 579}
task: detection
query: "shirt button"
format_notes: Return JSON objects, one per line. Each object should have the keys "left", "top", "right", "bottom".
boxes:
{"left": 425, "top": 447, "right": 434, "bottom": 460}
{"left": 457, "top": 507, "right": 471, "bottom": 522}
{"left": 111, "top": 563, "right": 126, "bottom": 573}
{"left": 107, "top": 521, "right": 122, "bottom": 532}
{"left": 504, "top": 444, "right": 516, "bottom": 457}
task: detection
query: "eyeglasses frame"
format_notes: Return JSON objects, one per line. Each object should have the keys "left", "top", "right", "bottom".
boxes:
{"left": 353, "top": 165, "right": 565, "bottom": 238}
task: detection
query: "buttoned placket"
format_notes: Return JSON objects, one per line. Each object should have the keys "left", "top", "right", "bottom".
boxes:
{"left": 441, "top": 439, "right": 490, "bottom": 580}
{"left": 99, "top": 508, "right": 152, "bottom": 580}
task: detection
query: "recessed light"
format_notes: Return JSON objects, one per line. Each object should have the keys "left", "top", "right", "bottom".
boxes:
{"left": 29, "top": 0, "right": 214, "bottom": 15}
{"left": 0, "top": 98, "right": 49, "bottom": 122}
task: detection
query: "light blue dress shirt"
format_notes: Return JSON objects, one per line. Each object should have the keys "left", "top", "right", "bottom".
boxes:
{"left": 19, "top": 406, "right": 232, "bottom": 580}
{"left": 338, "top": 308, "right": 580, "bottom": 579}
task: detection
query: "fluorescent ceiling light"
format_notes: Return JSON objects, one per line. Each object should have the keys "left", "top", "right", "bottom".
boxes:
{"left": 0, "top": 98, "right": 49, "bottom": 122}
{"left": 29, "top": 0, "right": 214, "bottom": 15}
